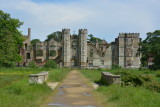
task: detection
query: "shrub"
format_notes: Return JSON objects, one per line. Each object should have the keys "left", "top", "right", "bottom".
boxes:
{"left": 140, "top": 74, "right": 153, "bottom": 82}
{"left": 156, "top": 71, "right": 160, "bottom": 77}
{"left": 112, "top": 64, "right": 121, "bottom": 69}
{"left": 123, "top": 73, "right": 143, "bottom": 86}
{"left": 117, "top": 70, "right": 156, "bottom": 87}
{"left": 28, "top": 61, "right": 37, "bottom": 68}
{"left": 144, "top": 81, "right": 160, "bottom": 93}
{"left": 44, "top": 60, "right": 57, "bottom": 69}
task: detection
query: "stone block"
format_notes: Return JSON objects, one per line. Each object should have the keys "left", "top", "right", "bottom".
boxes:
{"left": 29, "top": 71, "right": 48, "bottom": 84}
{"left": 101, "top": 72, "right": 121, "bottom": 85}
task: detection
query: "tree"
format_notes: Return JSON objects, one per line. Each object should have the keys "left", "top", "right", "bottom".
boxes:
{"left": 88, "top": 34, "right": 102, "bottom": 43}
{"left": 140, "top": 30, "right": 160, "bottom": 69}
{"left": 0, "top": 10, "right": 24, "bottom": 67}
{"left": 45, "top": 31, "right": 62, "bottom": 42}
{"left": 31, "top": 39, "right": 40, "bottom": 46}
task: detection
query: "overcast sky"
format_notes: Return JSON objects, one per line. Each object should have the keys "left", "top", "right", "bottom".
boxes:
{"left": 0, "top": 0, "right": 159, "bottom": 42}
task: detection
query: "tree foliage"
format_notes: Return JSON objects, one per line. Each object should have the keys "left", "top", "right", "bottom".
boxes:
{"left": 31, "top": 39, "right": 40, "bottom": 46}
{"left": 45, "top": 31, "right": 62, "bottom": 42}
{"left": 0, "top": 10, "right": 24, "bottom": 67}
{"left": 88, "top": 34, "right": 102, "bottom": 43}
{"left": 140, "top": 30, "right": 160, "bottom": 69}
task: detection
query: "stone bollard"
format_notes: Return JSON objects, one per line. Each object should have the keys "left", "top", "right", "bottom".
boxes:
{"left": 29, "top": 71, "right": 48, "bottom": 84}
{"left": 101, "top": 72, "right": 121, "bottom": 85}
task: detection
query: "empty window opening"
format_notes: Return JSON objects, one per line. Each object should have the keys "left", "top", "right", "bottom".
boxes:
{"left": 25, "top": 43, "right": 27, "bottom": 49}
{"left": 36, "top": 50, "right": 43, "bottom": 56}
{"left": 50, "top": 50, "right": 56, "bottom": 56}
{"left": 26, "top": 53, "right": 30, "bottom": 59}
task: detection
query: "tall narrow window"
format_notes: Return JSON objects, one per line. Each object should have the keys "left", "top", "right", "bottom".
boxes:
{"left": 26, "top": 53, "right": 30, "bottom": 59}
{"left": 25, "top": 43, "right": 27, "bottom": 49}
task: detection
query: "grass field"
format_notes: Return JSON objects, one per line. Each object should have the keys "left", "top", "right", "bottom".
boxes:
{"left": 0, "top": 67, "right": 70, "bottom": 107}
{"left": 81, "top": 68, "right": 160, "bottom": 107}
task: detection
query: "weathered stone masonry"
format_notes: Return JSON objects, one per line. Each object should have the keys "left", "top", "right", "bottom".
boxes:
{"left": 19, "top": 28, "right": 141, "bottom": 68}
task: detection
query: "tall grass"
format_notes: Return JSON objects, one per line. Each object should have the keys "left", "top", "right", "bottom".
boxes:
{"left": 0, "top": 75, "right": 25, "bottom": 87}
{"left": 80, "top": 68, "right": 160, "bottom": 107}
{"left": 0, "top": 79, "right": 52, "bottom": 107}
{"left": 97, "top": 85, "right": 160, "bottom": 107}
{"left": 48, "top": 68, "right": 71, "bottom": 82}
{"left": 0, "top": 68, "right": 70, "bottom": 107}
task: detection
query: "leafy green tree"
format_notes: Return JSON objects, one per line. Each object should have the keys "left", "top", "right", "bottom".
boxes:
{"left": 88, "top": 34, "right": 102, "bottom": 43}
{"left": 31, "top": 39, "right": 40, "bottom": 46}
{"left": 0, "top": 10, "right": 24, "bottom": 67}
{"left": 45, "top": 31, "right": 62, "bottom": 42}
{"left": 140, "top": 30, "right": 160, "bottom": 69}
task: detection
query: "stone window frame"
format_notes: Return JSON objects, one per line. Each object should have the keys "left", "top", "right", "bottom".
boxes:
{"left": 36, "top": 50, "right": 43, "bottom": 56}
{"left": 26, "top": 53, "right": 30, "bottom": 59}
{"left": 49, "top": 50, "right": 56, "bottom": 57}
{"left": 50, "top": 45, "right": 56, "bottom": 48}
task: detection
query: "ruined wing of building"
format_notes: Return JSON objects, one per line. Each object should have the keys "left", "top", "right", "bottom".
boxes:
{"left": 19, "top": 28, "right": 141, "bottom": 68}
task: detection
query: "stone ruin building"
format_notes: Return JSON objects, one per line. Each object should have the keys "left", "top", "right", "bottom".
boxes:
{"left": 19, "top": 28, "right": 141, "bottom": 68}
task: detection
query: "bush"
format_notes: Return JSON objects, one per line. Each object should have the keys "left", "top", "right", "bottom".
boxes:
{"left": 121, "top": 72, "right": 144, "bottom": 86}
{"left": 140, "top": 74, "right": 153, "bottom": 82}
{"left": 44, "top": 60, "right": 57, "bottom": 68}
{"left": 156, "top": 71, "right": 160, "bottom": 77}
{"left": 112, "top": 64, "right": 121, "bottom": 69}
{"left": 28, "top": 61, "right": 37, "bottom": 68}
{"left": 144, "top": 81, "right": 160, "bottom": 93}
{"left": 118, "top": 71, "right": 153, "bottom": 87}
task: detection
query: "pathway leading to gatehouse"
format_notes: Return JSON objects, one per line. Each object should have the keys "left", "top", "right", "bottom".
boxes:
{"left": 44, "top": 70, "right": 102, "bottom": 107}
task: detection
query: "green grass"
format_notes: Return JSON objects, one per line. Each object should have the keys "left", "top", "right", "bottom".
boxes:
{"left": 0, "top": 75, "right": 25, "bottom": 87}
{"left": 48, "top": 68, "right": 71, "bottom": 82}
{"left": 97, "top": 85, "right": 160, "bottom": 107}
{"left": 80, "top": 68, "right": 160, "bottom": 107}
{"left": 0, "top": 68, "right": 70, "bottom": 107}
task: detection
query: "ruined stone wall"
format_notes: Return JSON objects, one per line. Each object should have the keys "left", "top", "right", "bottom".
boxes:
{"left": 20, "top": 28, "right": 33, "bottom": 66}
{"left": 87, "top": 42, "right": 112, "bottom": 68}
{"left": 47, "top": 39, "right": 61, "bottom": 60}
{"left": 70, "top": 35, "right": 79, "bottom": 67}
{"left": 21, "top": 28, "right": 141, "bottom": 68}
{"left": 104, "top": 45, "right": 112, "bottom": 68}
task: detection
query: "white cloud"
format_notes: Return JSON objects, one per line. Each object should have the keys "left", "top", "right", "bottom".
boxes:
{"left": 0, "top": 0, "right": 159, "bottom": 42}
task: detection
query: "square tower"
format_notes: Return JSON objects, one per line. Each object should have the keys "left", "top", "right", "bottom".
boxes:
{"left": 78, "top": 29, "right": 88, "bottom": 68}
{"left": 62, "top": 29, "right": 71, "bottom": 67}
{"left": 118, "top": 33, "right": 141, "bottom": 68}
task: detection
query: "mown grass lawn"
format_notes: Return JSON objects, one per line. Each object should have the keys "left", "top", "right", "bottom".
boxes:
{"left": 81, "top": 68, "right": 160, "bottom": 107}
{"left": 0, "top": 67, "right": 70, "bottom": 107}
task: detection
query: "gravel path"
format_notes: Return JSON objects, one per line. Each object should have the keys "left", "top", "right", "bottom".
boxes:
{"left": 43, "top": 70, "right": 102, "bottom": 107}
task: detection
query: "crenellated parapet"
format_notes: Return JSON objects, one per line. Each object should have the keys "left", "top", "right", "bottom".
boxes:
{"left": 119, "top": 33, "right": 140, "bottom": 38}
{"left": 79, "top": 29, "right": 88, "bottom": 34}
{"left": 62, "top": 28, "right": 70, "bottom": 35}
